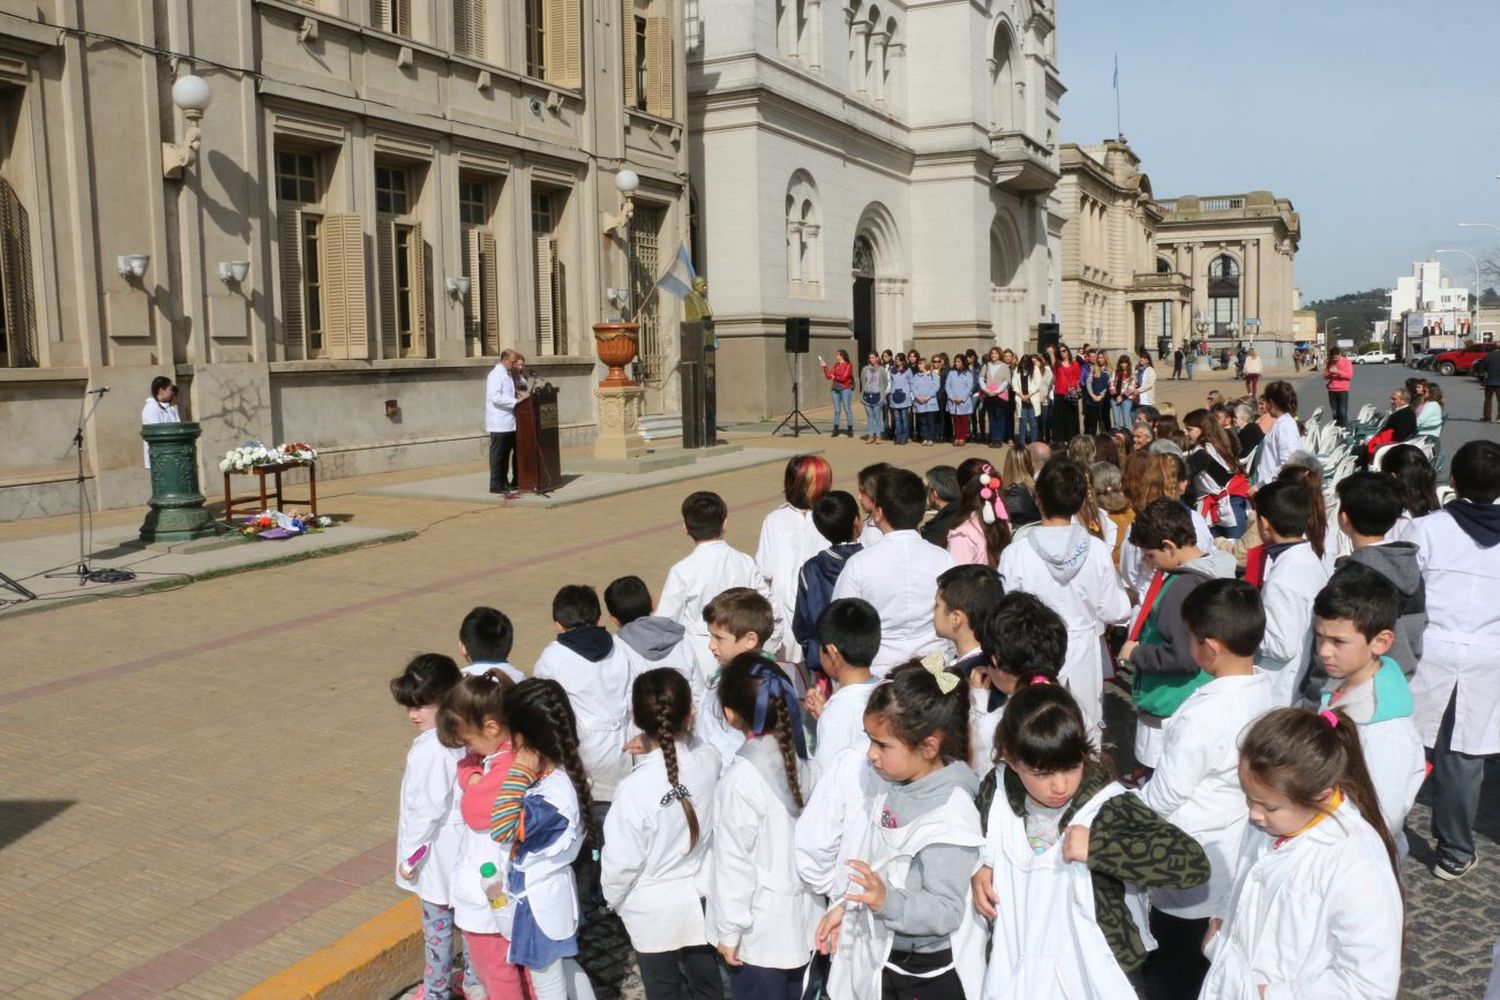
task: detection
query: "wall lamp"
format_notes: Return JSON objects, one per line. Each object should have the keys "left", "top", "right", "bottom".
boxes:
{"left": 217, "top": 260, "right": 250, "bottom": 285}
{"left": 445, "top": 275, "right": 471, "bottom": 299}
{"left": 602, "top": 169, "right": 640, "bottom": 237}
{"left": 162, "top": 74, "right": 212, "bottom": 180}
{"left": 116, "top": 254, "right": 150, "bottom": 280}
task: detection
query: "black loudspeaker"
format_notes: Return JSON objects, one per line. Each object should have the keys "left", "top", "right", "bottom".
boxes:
{"left": 784, "top": 316, "right": 811, "bottom": 354}
{"left": 1037, "top": 322, "right": 1061, "bottom": 353}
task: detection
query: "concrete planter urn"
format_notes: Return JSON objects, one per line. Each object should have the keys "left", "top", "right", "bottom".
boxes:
{"left": 139, "top": 421, "right": 221, "bottom": 543}
{"left": 592, "top": 321, "right": 640, "bottom": 388}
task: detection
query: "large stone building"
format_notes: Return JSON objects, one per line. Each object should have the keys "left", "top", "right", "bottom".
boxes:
{"left": 687, "top": 0, "right": 1063, "bottom": 419}
{"left": 0, "top": 0, "right": 688, "bottom": 519}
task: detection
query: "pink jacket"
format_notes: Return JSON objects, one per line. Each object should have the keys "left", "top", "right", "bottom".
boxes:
{"left": 947, "top": 514, "right": 991, "bottom": 567}
{"left": 1323, "top": 357, "right": 1352, "bottom": 392}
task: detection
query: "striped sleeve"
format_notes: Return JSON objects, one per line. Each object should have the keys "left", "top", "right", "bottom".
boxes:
{"left": 489, "top": 762, "right": 539, "bottom": 844}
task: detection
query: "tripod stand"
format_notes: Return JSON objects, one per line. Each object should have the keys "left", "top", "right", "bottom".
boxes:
{"left": 0, "top": 568, "right": 36, "bottom": 603}
{"left": 773, "top": 351, "right": 819, "bottom": 438}
{"left": 45, "top": 388, "right": 135, "bottom": 586}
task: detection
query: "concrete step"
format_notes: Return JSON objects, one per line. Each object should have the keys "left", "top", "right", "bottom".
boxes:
{"left": 640, "top": 414, "right": 683, "bottom": 441}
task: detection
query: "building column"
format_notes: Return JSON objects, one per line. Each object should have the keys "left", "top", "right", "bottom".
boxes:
{"left": 870, "top": 30, "right": 889, "bottom": 104}
{"left": 788, "top": 222, "right": 803, "bottom": 285}
{"left": 803, "top": 223, "right": 821, "bottom": 288}
{"left": 852, "top": 22, "right": 870, "bottom": 92}
{"left": 1242, "top": 239, "right": 1257, "bottom": 330}
{"left": 806, "top": 0, "right": 822, "bottom": 69}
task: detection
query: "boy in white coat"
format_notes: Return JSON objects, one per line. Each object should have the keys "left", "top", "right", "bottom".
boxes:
{"left": 832, "top": 468, "right": 957, "bottom": 673}
{"left": 1136, "top": 579, "right": 1275, "bottom": 1000}
{"left": 1252, "top": 479, "right": 1329, "bottom": 706}
{"left": 1311, "top": 566, "right": 1426, "bottom": 857}
{"left": 1399, "top": 440, "right": 1500, "bottom": 880}
{"left": 659, "top": 491, "right": 780, "bottom": 689}
{"left": 458, "top": 605, "right": 526, "bottom": 683}
{"left": 998, "top": 457, "right": 1130, "bottom": 731}
{"left": 802, "top": 598, "right": 881, "bottom": 776}
{"left": 969, "top": 592, "right": 1068, "bottom": 770}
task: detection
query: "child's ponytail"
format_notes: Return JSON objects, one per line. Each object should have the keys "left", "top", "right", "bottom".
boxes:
{"left": 505, "top": 677, "right": 602, "bottom": 850}
{"left": 631, "top": 668, "right": 700, "bottom": 850}
{"left": 1239, "top": 707, "right": 1400, "bottom": 880}
{"left": 863, "top": 654, "right": 971, "bottom": 768}
{"left": 718, "top": 653, "right": 808, "bottom": 810}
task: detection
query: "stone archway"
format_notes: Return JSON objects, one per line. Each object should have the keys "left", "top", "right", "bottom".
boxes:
{"left": 990, "top": 211, "right": 1028, "bottom": 349}
{"left": 852, "top": 201, "right": 907, "bottom": 353}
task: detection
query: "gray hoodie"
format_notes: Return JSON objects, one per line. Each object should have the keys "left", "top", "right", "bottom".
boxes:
{"left": 617, "top": 615, "right": 687, "bottom": 662}
{"left": 1027, "top": 524, "right": 1093, "bottom": 584}
{"left": 1301, "top": 541, "right": 1427, "bottom": 702}
{"left": 880, "top": 761, "right": 982, "bottom": 954}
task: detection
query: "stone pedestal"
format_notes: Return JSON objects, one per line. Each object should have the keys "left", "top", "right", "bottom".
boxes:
{"left": 593, "top": 385, "right": 648, "bottom": 461}
{"left": 139, "top": 422, "right": 221, "bottom": 543}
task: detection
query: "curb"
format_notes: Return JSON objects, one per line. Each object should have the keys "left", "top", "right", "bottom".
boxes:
{"left": 237, "top": 898, "right": 420, "bottom": 1000}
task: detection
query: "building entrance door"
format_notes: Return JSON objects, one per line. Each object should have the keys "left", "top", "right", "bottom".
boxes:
{"left": 853, "top": 236, "right": 876, "bottom": 362}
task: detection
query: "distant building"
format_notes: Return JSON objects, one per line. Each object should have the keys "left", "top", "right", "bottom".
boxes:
{"left": 1389, "top": 259, "right": 1472, "bottom": 354}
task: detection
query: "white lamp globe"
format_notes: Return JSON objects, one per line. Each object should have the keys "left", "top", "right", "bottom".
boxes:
{"left": 614, "top": 169, "right": 640, "bottom": 194}
{"left": 172, "top": 74, "right": 213, "bottom": 113}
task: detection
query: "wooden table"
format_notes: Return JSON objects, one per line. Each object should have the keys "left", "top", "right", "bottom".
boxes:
{"left": 223, "top": 461, "right": 318, "bottom": 524}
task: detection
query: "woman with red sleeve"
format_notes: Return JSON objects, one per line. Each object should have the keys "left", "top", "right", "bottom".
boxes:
{"left": 819, "top": 349, "right": 855, "bottom": 437}
{"left": 1051, "top": 344, "right": 1082, "bottom": 444}
{"left": 1323, "top": 347, "right": 1353, "bottom": 427}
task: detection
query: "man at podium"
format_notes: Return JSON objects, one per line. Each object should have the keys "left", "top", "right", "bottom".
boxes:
{"left": 485, "top": 349, "right": 528, "bottom": 497}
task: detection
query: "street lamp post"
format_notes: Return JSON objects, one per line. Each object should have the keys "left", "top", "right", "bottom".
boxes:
{"left": 1434, "top": 248, "right": 1479, "bottom": 310}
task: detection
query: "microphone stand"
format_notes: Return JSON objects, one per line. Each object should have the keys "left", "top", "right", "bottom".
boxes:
{"left": 45, "top": 389, "right": 135, "bottom": 585}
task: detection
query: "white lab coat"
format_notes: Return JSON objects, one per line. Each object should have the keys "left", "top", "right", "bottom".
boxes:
{"left": 980, "top": 778, "right": 1146, "bottom": 1000}
{"left": 1359, "top": 714, "right": 1426, "bottom": 856}
{"left": 659, "top": 539, "right": 780, "bottom": 684}
{"left": 1135, "top": 365, "right": 1156, "bottom": 406}
{"left": 1253, "top": 413, "right": 1301, "bottom": 486}
{"left": 830, "top": 529, "right": 956, "bottom": 674}
{"left": 794, "top": 746, "right": 883, "bottom": 901}
{"left": 600, "top": 740, "right": 721, "bottom": 953}
{"left": 463, "top": 660, "right": 526, "bottom": 684}
{"left": 859, "top": 521, "right": 884, "bottom": 547}
{"left": 998, "top": 531, "right": 1131, "bottom": 731}
{"left": 451, "top": 749, "right": 514, "bottom": 935}
{"left": 969, "top": 688, "right": 1005, "bottom": 776}
{"left": 706, "top": 745, "right": 820, "bottom": 969}
{"left": 1200, "top": 798, "right": 1403, "bottom": 1000}
{"left": 1404, "top": 508, "right": 1500, "bottom": 754}
{"left": 757, "top": 504, "right": 826, "bottom": 662}
{"left": 394, "top": 728, "right": 465, "bottom": 907}
{"left": 1134, "top": 673, "right": 1275, "bottom": 920}
{"left": 484, "top": 363, "right": 517, "bottom": 433}
{"left": 533, "top": 636, "right": 639, "bottom": 802}
{"left": 507, "top": 770, "right": 585, "bottom": 942}
{"left": 812, "top": 678, "right": 876, "bottom": 778}
{"left": 1255, "top": 542, "right": 1328, "bottom": 706}
{"left": 141, "top": 397, "right": 180, "bottom": 468}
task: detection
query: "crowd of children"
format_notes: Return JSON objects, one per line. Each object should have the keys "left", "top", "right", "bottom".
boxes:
{"left": 385, "top": 433, "right": 1500, "bottom": 1000}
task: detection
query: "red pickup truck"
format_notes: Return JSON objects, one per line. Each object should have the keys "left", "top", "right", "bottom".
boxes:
{"left": 1434, "top": 342, "right": 1499, "bottom": 376}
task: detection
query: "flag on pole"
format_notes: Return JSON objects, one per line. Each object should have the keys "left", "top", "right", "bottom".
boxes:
{"left": 656, "top": 242, "right": 696, "bottom": 300}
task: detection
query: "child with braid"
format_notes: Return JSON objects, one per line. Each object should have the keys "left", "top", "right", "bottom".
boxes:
{"left": 601, "top": 669, "right": 722, "bottom": 1000}
{"left": 707, "top": 652, "right": 819, "bottom": 999}
{"left": 488, "top": 678, "right": 598, "bottom": 1000}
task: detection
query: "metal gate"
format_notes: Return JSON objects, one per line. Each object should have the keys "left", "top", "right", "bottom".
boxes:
{"left": 629, "top": 206, "right": 664, "bottom": 382}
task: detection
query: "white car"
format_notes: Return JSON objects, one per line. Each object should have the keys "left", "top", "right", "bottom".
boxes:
{"left": 1352, "top": 350, "right": 1395, "bottom": 364}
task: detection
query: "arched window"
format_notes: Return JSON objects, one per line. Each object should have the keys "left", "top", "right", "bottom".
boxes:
{"left": 989, "top": 23, "right": 1016, "bottom": 131}
{"left": 786, "top": 171, "right": 821, "bottom": 295}
{"left": 1208, "top": 254, "right": 1240, "bottom": 336}
{"left": 1156, "top": 256, "right": 1172, "bottom": 274}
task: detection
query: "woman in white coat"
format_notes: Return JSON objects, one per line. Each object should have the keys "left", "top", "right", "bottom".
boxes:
{"left": 141, "top": 375, "right": 180, "bottom": 468}
{"left": 1251, "top": 381, "right": 1302, "bottom": 487}
{"left": 1201, "top": 708, "right": 1403, "bottom": 1000}
{"left": 602, "top": 669, "right": 723, "bottom": 1000}
{"left": 757, "top": 455, "right": 833, "bottom": 662}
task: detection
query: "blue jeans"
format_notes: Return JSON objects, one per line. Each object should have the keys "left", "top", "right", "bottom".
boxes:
{"left": 831, "top": 387, "right": 853, "bottom": 429}
{"left": 985, "top": 396, "right": 1007, "bottom": 444}
{"left": 1038, "top": 400, "right": 1053, "bottom": 442}
{"left": 1019, "top": 404, "right": 1038, "bottom": 444}
{"left": 918, "top": 410, "right": 940, "bottom": 442}
{"left": 1186, "top": 360, "right": 1195, "bottom": 381}
{"left": 892, "top": 407, "right": 910, "bottom": 443}
{"left": 1111, "top": 398, "right": 1133, "bottom": 430}
{"left": 1328, "top": 390, "right": 1349, "bottom": 427}
{"left": 862, "top": 398, "right": 884, "bottom": 437}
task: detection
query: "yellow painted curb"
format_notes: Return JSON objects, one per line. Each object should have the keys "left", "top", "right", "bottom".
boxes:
{"left": 238, "top": 897, "right": 421, "bottom": 1000}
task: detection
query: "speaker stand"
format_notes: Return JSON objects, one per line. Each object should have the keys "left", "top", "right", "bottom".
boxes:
{"left": 773, "top": 352, "right": 819, "bottom": 438}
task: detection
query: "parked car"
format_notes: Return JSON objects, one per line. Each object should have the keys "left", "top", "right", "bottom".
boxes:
{"left": 1434, "top": 342, "right": 1499, "bottom": 376}
{"left": 1352, "top": 350, "right": 1396, "bottom": 365}
{"left": 1407, "top": 350, "right": 1441, "bottom": 370}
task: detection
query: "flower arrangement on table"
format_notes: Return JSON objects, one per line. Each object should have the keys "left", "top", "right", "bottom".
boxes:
{"left": 241, "top": 508, "right": 334, "bottom": 540}
{"left": 218, "top": 441, "right": 319, "bottom": 473}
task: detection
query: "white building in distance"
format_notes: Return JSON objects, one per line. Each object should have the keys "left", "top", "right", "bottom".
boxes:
{"left": 687, "top": 0, "right": 1063, "bottom": 419}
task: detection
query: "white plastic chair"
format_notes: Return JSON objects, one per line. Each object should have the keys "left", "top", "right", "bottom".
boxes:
{"left": 1308, "top": 405, "right": 1325, "bottom": 424}
{"left": 1355, "top": 403, "right": 1376, "bottom": 425}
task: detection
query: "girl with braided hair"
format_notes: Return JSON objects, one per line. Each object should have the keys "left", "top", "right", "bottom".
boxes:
{"left": 601, "top": 668, "right": 722, "bottom": 1000}
{"left": 488, "top": 677, "right": 597, "bottom": 1000}
{"left": 707, "top": 651, "right": 819, "bottom": 999}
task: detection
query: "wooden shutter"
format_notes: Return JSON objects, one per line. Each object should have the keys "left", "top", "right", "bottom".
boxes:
{"left": 455, "top": 0, "right": 486, "bottom": 57}
{"left": 534, "top": 234, "right": 555, "bottom": 355}
{"left": 377, "top": 218, "right": 398, "bottom": 358}
{"left": 545, "top": 0, "right": 582, "bottom": 88}
{"left": 464, "top": 228, "right": 483, "bottom": 349}
{"left": 371, "top": 0, "right": 391, "bottom": 30}
{"left": 0, "top": 176, "right": 37, "bottom": 368}
{"left": 621, "top": 0, "right": 637, "bottom": 108}
{"left": 277, "top": 204, "right": 305, "bottom": 360}
{"left": 553, "top": 249, "right": 568, "bottom": 354}
{"left": 395, "top": 0, "right": 411, "bottom": 36}
{"left": 645, "top": 17, "right": 673, "bottom": 117}
{"left": 408, "top": 220, "right": 427, "bottom": 356}
{"left": 480, "top": 231, "right": 501, "bottom": 355}
{"left": 321, "top": 214, "right": 369, "bottom": 360}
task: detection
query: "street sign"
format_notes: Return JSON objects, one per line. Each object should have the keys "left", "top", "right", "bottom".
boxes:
{"left": 1244, "top": 318, "right": 1261, "bottom": 328}
{"left": 1337, "top": 338, "right": 1354, "bottom": 348}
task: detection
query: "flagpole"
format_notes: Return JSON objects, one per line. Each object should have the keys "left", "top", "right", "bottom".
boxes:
{"left": 632, "top": 281, "right": 662, "bottom": 323}
{"left": 1114, "top": 53, "right": 1122, "bottom": 139}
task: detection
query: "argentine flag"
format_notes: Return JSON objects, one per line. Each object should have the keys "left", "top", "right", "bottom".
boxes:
{"left": 656, "top": 242, "right": 696, "bottom": 300}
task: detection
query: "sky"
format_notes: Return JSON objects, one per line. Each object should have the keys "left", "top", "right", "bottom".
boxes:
{"left": 1058, "top": 0, "right": 1500, "bottom": 301}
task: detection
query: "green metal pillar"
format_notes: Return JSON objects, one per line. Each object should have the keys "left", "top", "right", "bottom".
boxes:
{"left": 139, "top": 422, "right": 221, "bottom": 543}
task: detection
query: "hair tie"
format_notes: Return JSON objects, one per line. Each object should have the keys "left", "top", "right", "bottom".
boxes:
{"left": 1318, "top": 709, "right": 1339, "bottom": 729}
{"left": 659, "top": 783, "right": 692, "bottom": 807}
{"left": 749, "top": 661, "right": 808, "bottom": 757}
{"left": 920, "top": 651, "right": 960, "bottom": 694}
{"left": 978, "top": 466, "right": 1010, "bottom": 525}
{"left": 1028, "top": 674, "right": 1051, "bottom": 686}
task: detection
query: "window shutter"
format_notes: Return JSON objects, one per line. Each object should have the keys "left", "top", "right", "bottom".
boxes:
{"left": 455, "top": 0, "right": 486, "bottom": 57}
{"left": 0, "top": 177, "right": 37, "bottom": 367}
{"left": 621, "top": 0, "right": 637, "bottom": 108}
{"left": 377, "top": 218, "right": 398, "bottom": 359}
{"left": 534, "top": 234, "right": 555, "bottom": 355}
{"left": 464, "top": 228, "right": 483, "bottom": 348}
{"left": 553, "top": 246, "right": 568, "bottom": 354}
{"left": 396, "top": 0, "right": 411, "bottom": 36}
{"left": 408, "top": 220, "right": 427, "bottom": 356}
{"left": 371, "top": 0, "right": 391, "bottom": 30}
{"left": 645, "top": 17, "right": 673, "bottom": 117}
{"left": 277, "top": 204, "right": 305, "bottom": 360}
{"left": 545, "top": 0, "right": 582, "bottom": 88}
{"left": 480, "top": 230, "right": 501, "bottom": 355}
{"left": 322, "top": 214, "right": 369, "bottom": 360}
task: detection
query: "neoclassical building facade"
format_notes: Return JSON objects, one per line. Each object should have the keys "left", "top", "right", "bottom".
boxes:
{"left": 687, "top": 0, "right": 1063, "bottom": 419}
{"left": 0, "top": 0, "right": 689, "bottom": 519}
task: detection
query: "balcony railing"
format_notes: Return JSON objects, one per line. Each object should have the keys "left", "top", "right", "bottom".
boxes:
{"left": 989, "top": 130, "right": 1059, "bottom": 194}
{"left": 1132, "top": 271, "right": 1190, "bottom": 288}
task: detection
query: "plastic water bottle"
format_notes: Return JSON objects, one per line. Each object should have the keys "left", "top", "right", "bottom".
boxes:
{"left": 479, "top": 862, "right": 508, "bottom": 910}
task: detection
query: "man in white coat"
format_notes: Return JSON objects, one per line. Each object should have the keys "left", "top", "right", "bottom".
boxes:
{"left": 141, "top": 375, "right": 180, "bottom": 468}
{"left": 830, "top": 468, "right": 955, "bottom": 674}
{"left": 1252, "top": 480, "right": 1329, "bottom": 706}
{"left": 998, "top": 458, "right": 1130, "bottom": 731}
{"left": 484, "top": 349, "right": 524, "bottom": 497}
{"left": 1404, "top": 440, "right": 1500, "bottom": 881}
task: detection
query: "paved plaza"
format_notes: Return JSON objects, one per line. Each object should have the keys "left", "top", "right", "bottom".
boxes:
{"left": 1, "top": 367, "right": 1496, "bottom": 999}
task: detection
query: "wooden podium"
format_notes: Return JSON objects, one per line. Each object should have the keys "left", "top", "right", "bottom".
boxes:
{"left": 516, "top": 386, "right": 563, "bottom": 493}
